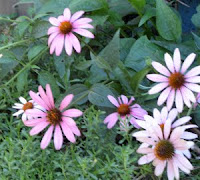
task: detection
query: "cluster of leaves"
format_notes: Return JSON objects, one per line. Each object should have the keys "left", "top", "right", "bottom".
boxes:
{"left": 0, "top": 0, "right": 200, "bottom": 179}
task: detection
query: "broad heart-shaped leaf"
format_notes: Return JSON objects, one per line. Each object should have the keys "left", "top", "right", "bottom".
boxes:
{"left": 192, "top": 32, "right": 200, "bottom": 50}
{"left": 128, "top": 0, "right": 146, "bottom": 15}
{"left": 69, "top": 0, "right": 107, "bottom": 12}
{"left": 28, "top": 44, "right": 46, "bottom": 61}
{"left": 130, "top": 66, "right": 151, "bottom": 93}
{"left": 32, "top": 20, "right": 50, "bottom": 38}
{"left": 88, "top": 84, "right": 115, "bottom": 108}
{"left": 125, "top": 36, "right": 164, "bottom": 71}
{"left": 38, "top": 71, "right": 60, "bottom": 98}
{"left": 98, "top": 29, "right": 120, "bottom": 70}
{"left": 192, "top": 5, "right": 200, "bottom": 28}
{"left": 156, "top": 0, "right": 182, "bottom": 41}
{"left": 65, "top": 84, "right": 89, "bottom": 105}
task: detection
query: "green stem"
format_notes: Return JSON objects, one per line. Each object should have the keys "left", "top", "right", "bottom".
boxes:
{"left": 1, "top": 47, "right": 48, "bottom": 88}
{"left": 0, "top": 39, "right": 31, "bottom": 51}
{"left": 186, "top": 106, "right": 193, "bottom": 116}
{"left": 0, "top": 17, "right": 16, "bottom": 23}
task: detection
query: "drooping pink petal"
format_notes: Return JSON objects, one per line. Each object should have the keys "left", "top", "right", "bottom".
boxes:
{"left": 48, "top": 27, "right": 59, "bottom": 35}
{"left": 167, "top": 88, "right": 175, "bottom": 110}
{"left": 181, "top": 86, "right": 196, "bottom": 103}
{"left": 121, "top": 95, "right": 128, "bottom": 104}
{"left": 24, "top": 118, "right": 46, "bottom": 127}
{"left": 65, "top": 34, "right": 73, "bottom": 56}
{"left": 181, "top": 131, "right": 198, "bottom": 140}
{"left": 184, "top": 83, "right": 200, "bottom": 93}
{"left": 73, "top": 18, "right": 92, "bottom": 25}
{"left": 138, "top": 153, "right": 155, "bottom": 165}
{"left": 107, "top": 95, "right": 119, "bottom": 107}
{"left": 185, "top": 65, "right": 200, "bottom": 78}
{"left": 181, "top": 53, "right": 196, "bottom": 74}
{"left": 29, "top": 121, "right": 49, "bottom": 136}
{"left": 73, "top": 28, "right": 94, "bottom": 38}
{"left": 50, "top": 35, "right": 58, "bottom": 54}
{"left": 180, "top": 87, "right": 192, "bottom": 108}
{"left": 168, "top": 108, "right": 178, "bottom": 123}
{"left": 54, "top": 125, "right": 63, "bottom": 150}
{"left": 170, "top": 127, "right": 183, "bottom": 142}
{"left": 70, "top": 125, "right": 81, "bottom": 136}
{"left": 137, "top": 147, "right": 153, "bottom": 154}
{"left": 130, "top": 108, "right": 147, "bottom": 119}
{"left": 25, "top": 109, "right": 47, "bottom": 118}
{"left": 153, "top": 108, "right": 161, "bottom": 124}
{"left": 172, "top": 116, "right": 191, "bottom": 128}
{"left": 40, "top": 125, "right": 54, "bottom": 149}
{"left": 29, "top": 91, "right": 50, "bottom": 110}
{"left": 154, "top": 161, "right": 166, "bottom": 176}
{"left": 157, "top": 87, "right": 171, "bottom": 106}
{"left": 69, "top": 33, "right": 81, "bottom": 53}
{"left": 62, "top": 109, "right": 83, "bottom": 117}
{"left": 46, "top": 84, "right": 55, "bottom": 108}
{"left": 176, "top": 154, "right": 193, "bottom": 170}
{"left": 185, "top": 76, "right": 200, "bottom": 83}
{"left": 152, "top": 61, "right": 171, "bottom": 76}
{"left": 60, "top": 121, "right": 76, "bottom": 143}
{"left": 167, "top": 160, "right": 175, "bottom": 180}
{"left": 152, "top": 125, "right": 163, "bottom": 140}
{"left": 130, "top": 117, "right": 140, "bottom": 128}
{"left": 132, "top": 130, "right": 149, "bottom": 138}
{"left": 173, "top": 48, "right": 181, "bottom": 72}
{"left": 165, "top": 53, "right": 175, "bottom": 73}
{"left": 59, "top": 94, "right": 74, "bottom": 111}
{"left": 173, "top": 157, "right": 190, "bottom": 174}
{"left": 70, "top": 11, "right": 84, "bottom": 22}
{"left": 146, "top": 74, "right": 169, "bottom": 82}
{"left": 38, "top": 85, "right": 52, "bottom": 109}
{"left": 61, "top": 116, "right": 76, "bottom": 126}
{"left": 175, "top": 89, "right": 183, "bottom": 112}
{"left": 172, "top": 159, "right": 180, "bottom": 180}
{"left": 103, "top": 112, "right": 118, "bottom": 124}
{"left": 55, "top": 34, "right": 65, "bottom": 56}
{"left": 73, "top": 23, "right": 94, "bottom": 29}
{"left": 128, "top": 97, "right": 135, "bottom": 105}
{"left": 148, "top": 83, "right": 169, "bottom": 94}
{"left": 161, "top": 106, "right": 168, "bottom": 123}
{"left": 48, "top": 31, "right": 60, "bottom": 46}
{"left": 135, "top": 120, "right": 146, "bottom": 129}
{"left": 49, "top": 17, "right": 60, "bottom": 26}
{"left": 164, "top": 119, "right": 171, "bottom": 139}
{"left": 63, "top": 8, "right": 71, "bottom": 20}
{"left": 107, "top": 115, "right": 119, "bottom": 129}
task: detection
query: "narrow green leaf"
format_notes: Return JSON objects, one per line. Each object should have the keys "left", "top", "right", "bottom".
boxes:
{"left": 28, "top": 44, "right": 46, "bottom": 61}
{"left": 156, "top": 0, "right": 182, "bottom": 41}
{"left": 128, "top": 0, "right": 146, "bottom": 15}
{"left": 131, "top": 67, "right": 151, "bottom": 93}
{"left": 17, "top": 69, "right": 29, "bottom": 93}
{"left": 192, "top": 32, "right": 200, "bottom": 50}
{"left": 139, "top": 7, "right": 156, "bottom": 27}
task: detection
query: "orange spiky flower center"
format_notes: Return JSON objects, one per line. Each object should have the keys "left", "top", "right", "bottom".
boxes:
{"left": 154, "top": 140, "right": 174, "bottom": 161}
{"left": 23, "top": 102, "right": 33, "bottom": 111}
{"left": 169, "top": 72, "right": 185, "bottom": 89}
{"left": 59, "top": 21, "right": 72, "bottom": 34}
{"left": 117, "top": 104, "right": 130, "bottom": 116}
{"left": 47, "top": 108, "right": 62, "bottom": 125}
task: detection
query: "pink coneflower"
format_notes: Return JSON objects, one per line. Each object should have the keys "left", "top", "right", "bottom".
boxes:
{"left": 12, "top": 96, "right": 42, "bottom": 122}
{"left": 133, "top": 120, "right": 196, "bottom": 180}
{"left": 147, "top": 48, "right": 200, "bottom": 112}
{"left": 135, "top": 106, "right": 198, "bottom": 159}
{"left": 24, "top": 84, "right": 82, "bottom": 150}
{"left": 104, "top": 95, "right": 147, "bottom": 129}
{"left": 48, "top": 8, "right": 94, "bottom": 56}
{"left": 194, "top": 92, "right": 200, "bottom": 108}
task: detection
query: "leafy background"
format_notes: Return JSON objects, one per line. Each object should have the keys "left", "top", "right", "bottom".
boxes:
{"left": 0, "top": 0, "right": 200, "bottom": 179}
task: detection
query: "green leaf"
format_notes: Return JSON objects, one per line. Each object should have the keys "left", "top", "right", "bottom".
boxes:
{"left": 128, "top": 0, "right": 146, "bottom": 15}
{"left": 76, "top": 60, "right": 92, "bottom": 71}
{"left": 125, "top": 36, "right": 164, "bottom": 71}
{"left": 66, "top": 84, "right": 89, "bottom": 105}
{"left": 90, "top": 52, "right": 111, "bottom": 71}
{"left": 38, "top": 71, "right": 60, "bottom": 98}
{"left": 130, "top": 66, "right": 151, "bottom": 93}
{"left": 193, "top": 106, "right": 200, "bottom": 127}
{"left": 32, "top": 20, "right": 50, "bottom": 38}
{"left": 88, "top": 84, "right": 115, "bottom": 107}
{"left": 69, "top": 0, "right": 107, "bottom": 12}
{"left": 156, "top": 0, "right": 182, "bottom": 41}
{"left": 98, "top": 29, "right": 120, "bottom": 69}
{"left": 192, "top": 32, "right": 200, "bottom": 50}
{"left": 139, "top": 7, "right": 156, "bottom": 27}
{"left": 120, "top": 38, "right": 135, "bottom": 61}
{"left": 16, "top": 21, "right": 31, "bottom": 37}
{"left": 192, "top": 5, "right": 200, "bottom": 28}
{"left": 28, "top": 44, "right": 46, "bottom": 61}
{"left": 16, "top": 69, "right": 29, "bottom": 93}
{"left": 53, "top": 54, "right": 66, "bottom": 78}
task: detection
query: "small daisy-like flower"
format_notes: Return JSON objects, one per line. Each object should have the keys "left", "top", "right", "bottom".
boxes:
{"left": 133, "top": 120, "right": 196, "bottom": 180}
{"left": 136, "top": 106, "right": 198, "bottom": 159}
{"left": 104, "top": 95, "right": 147, "bottom": 129}
{"left": 48, "top": 8, "right": 94, "bottom": 56}
{"left": 24, "top": 84, "right": 82, "bottom": 150}
{"left": 12, "top": 97, "right": 42, "bottom": 122}
{"left": 147, "top": 48, "right": 200, "bottom": 112}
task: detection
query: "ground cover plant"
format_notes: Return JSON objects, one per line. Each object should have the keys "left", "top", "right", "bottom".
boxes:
{"left": 0, "top": 0, "right": 200, "bottom": 179}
